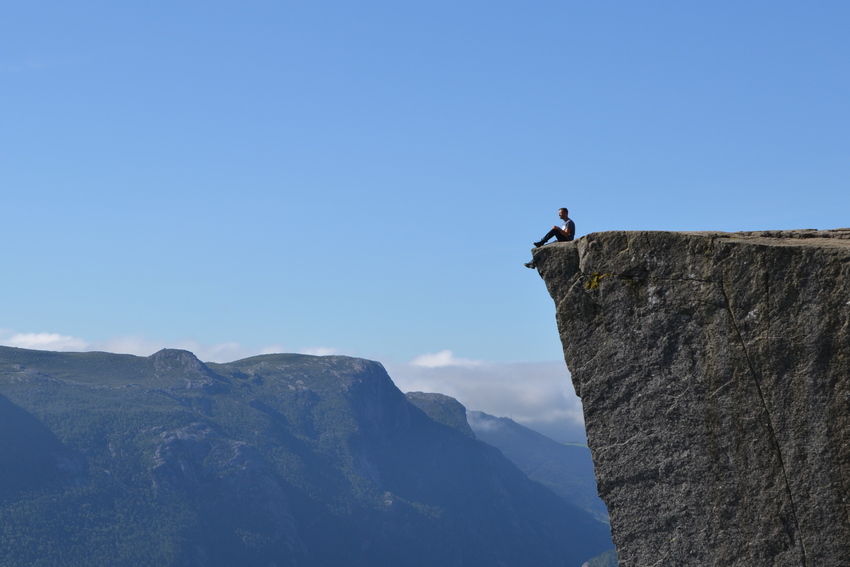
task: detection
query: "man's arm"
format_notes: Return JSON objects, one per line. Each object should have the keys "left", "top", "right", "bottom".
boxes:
{"left": 552, "top": 223, "right": 575, "bottom": 240}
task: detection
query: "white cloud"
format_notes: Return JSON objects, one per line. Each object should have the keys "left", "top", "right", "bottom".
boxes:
{"left": 410, "top": 350, "right": 482, "bottom": 368}
{"left": 299, "top": 346, "right": 348, "bottom": 356}
{"left": 465, "top": 412, "right": 504, "bottom": 432}
{"left": 385, "top": 355, "right": 587, "bottom": 443}
{"left": 3, "top": 332, "right": 89, "bottom": 351}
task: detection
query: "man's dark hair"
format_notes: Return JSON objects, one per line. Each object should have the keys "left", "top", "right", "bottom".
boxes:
{"left": 559, "top": 207, "right": 569, "bottom": 214}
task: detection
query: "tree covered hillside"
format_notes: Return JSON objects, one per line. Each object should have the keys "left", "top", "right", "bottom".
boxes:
{"left": 0, "top": 347, "right": 612, "bottom": 566}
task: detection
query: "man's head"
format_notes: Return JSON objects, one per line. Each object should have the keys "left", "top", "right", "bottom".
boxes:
{"left": 558, "top": 208, "right": 569, "bottom": 220}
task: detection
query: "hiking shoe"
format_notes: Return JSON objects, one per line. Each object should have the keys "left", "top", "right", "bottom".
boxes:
{"left": 524, "top": 261, "right": 536, "bottom": 269}
{"left": 533, "top": 240, "right": 546, "bottom": 247}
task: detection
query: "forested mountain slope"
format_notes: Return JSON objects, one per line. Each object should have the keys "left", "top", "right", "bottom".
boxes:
{"left": 0, "top": 347, "right": 612, "bottom": 566}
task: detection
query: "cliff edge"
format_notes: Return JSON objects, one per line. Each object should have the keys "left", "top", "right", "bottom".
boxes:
{"left": 533, "top": 229, "right": 850, "bottom": 566}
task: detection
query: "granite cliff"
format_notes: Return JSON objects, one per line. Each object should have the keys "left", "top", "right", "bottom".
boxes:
{"left": 532, "top": 229, "right": 850, "bottom": 566}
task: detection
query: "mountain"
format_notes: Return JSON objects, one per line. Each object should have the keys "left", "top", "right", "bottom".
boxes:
{"left": 532, "top": 229, "right": 850, "bottom": 566}
{"left": 406, "top": 394, "right": 616, "bottom": 565}
{"left": 467, "top": 411, "right": 608, "bottom": 523}
{"left": 0, "top": 346, "right": 613, "bottom": 566}
{"left": 404, "top": 391, "right": 475, "bottom": 437}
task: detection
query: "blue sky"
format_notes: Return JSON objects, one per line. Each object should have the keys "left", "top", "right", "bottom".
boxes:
{"left": 2, "top": 2, "right": 848, "bottom": 441}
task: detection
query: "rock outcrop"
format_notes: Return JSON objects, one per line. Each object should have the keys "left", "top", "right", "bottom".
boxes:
{"left": 532, "top": 229, "right": 850, "bottom": 566}
{"left": 406, "top": 391, "right": 476, "bottom": 437}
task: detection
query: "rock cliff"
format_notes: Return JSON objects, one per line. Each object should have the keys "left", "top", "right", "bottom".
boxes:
{"left": 532, "top": 229, "right": 850, "bottom": 566}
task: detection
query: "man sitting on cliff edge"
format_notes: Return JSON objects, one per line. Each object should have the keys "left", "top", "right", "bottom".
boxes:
{"left": 524, "top": 207, "right": 575, "bottom": 269}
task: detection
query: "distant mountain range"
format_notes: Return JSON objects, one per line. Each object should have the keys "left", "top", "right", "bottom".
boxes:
{"left": 467, "top": 411, "right": 608, "bottom": 523}
{"left": 0, "top": 346, "right": 613, "bottom": 566}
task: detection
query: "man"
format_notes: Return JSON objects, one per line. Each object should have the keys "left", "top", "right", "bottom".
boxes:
{"left": 524, "top": 208, "right": 575, "bottom": 269}
{"left": 535, "top": 207, "right": 575, "bottom": 247}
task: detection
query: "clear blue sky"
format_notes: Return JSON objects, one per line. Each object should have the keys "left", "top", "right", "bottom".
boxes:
{"left": 2, "top": 2, "right": 848, "bottom": 440}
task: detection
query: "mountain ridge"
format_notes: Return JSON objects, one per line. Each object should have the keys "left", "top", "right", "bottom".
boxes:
{"left": 468, "top": 410, "right": 608, "bottom": 523}
{"left": 0, "top": 346, "right": 613, "bottom": 566}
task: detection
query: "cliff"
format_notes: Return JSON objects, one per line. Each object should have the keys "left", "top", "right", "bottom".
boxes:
{"left": 405, "top": 391, "right": 476, "bottom": 437}
{"left": 532, "top": 229, "right": 850, "bottom": 566}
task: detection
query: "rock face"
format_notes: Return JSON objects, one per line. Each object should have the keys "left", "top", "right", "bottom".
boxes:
{"left": 405, "top": 391, "right": 476, "bottom": 437}
{"left": 532, "top": 229, "right": 850, "bottom": 566}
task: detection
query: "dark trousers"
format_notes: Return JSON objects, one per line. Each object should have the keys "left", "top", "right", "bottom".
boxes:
{"left": 542, "top": 228, "right": 574, "bottom": 242}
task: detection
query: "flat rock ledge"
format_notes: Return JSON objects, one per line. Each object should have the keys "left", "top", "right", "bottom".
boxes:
{"left": 533, "top": 228, "right": 850, "bottom": 567}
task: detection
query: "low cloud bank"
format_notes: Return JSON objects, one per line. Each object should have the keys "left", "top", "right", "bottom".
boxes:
{"left": 1, "top": 332, "right": 88, "bottom": 351}
{"left": 0, "top": 333, "right": 585, "bottom": 443}
{"left": 385, "top": 351, "right": 586, "bottom": 444}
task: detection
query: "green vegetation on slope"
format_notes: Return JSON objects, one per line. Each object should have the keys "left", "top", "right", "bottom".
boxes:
{"left": 0, "top": 347, "right": 613, "bottom": 567}
{"left": 468, "top": 411, "right": 609, "bottom": 522}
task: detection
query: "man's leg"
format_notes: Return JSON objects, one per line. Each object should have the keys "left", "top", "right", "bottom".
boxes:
{"left": 534, "top": 228, "right": 560, "bottom": 247}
